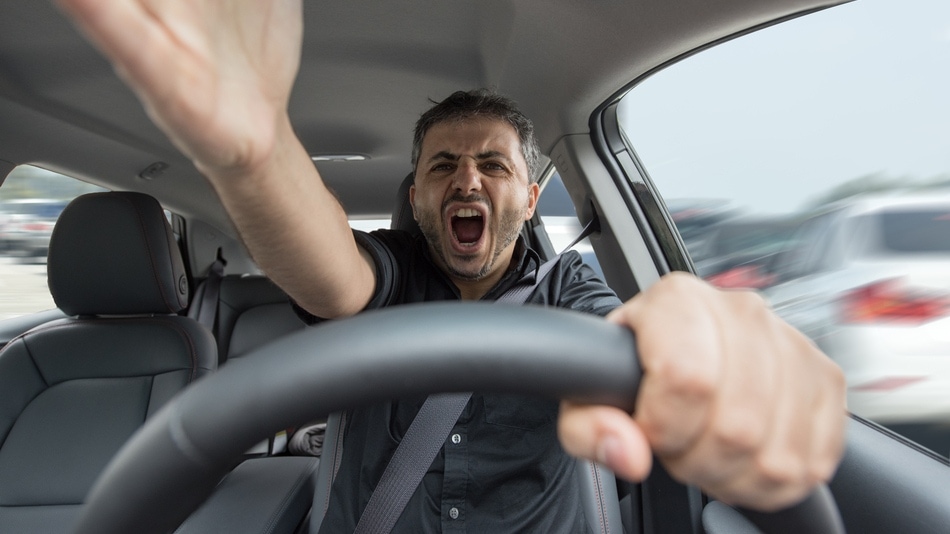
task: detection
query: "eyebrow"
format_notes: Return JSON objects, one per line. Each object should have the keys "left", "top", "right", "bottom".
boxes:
{"left": 427, "top": 150, "right": 509, "bottom": 164}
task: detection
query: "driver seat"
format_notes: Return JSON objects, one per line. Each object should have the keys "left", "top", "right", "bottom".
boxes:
{"left": 308, "top": 174, "right": 623, "bottom": 533}
{"left": 0, "top": 192, "right": 217, "bottom": 532}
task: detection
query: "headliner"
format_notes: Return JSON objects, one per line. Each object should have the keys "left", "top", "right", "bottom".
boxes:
{"left": 0, "top": 0, "right": 845, "bottom": 234}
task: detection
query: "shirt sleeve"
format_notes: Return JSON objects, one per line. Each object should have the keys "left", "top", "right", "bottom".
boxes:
{"left": 292, "top": 229, "right": 399, "bottom": 325}
{"left": 548, "top": 250, "right": 623, "bottom": 317}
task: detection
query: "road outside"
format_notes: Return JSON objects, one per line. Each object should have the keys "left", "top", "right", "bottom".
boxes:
{"left": 0, "top": 256, "right": 55, "bottom": 320}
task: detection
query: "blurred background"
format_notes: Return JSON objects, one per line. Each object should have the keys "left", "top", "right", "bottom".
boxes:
{"left": 620, "top": 0, "right": 950, "bottom": 458}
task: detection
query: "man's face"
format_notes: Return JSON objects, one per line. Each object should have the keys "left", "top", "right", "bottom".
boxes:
{"left": 411, "top": 118, "right": 539, "bottom": 284}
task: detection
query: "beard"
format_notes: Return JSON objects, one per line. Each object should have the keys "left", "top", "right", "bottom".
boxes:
{"left": 415, "top": 193, "right": 525, "bottom": 281}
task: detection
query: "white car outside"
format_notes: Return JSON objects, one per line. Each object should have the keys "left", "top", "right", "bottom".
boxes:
{"left": 765, "top": 194, "right": 950, "bottom": 428}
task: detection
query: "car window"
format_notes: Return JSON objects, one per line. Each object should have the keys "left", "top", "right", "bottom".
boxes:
{"left": 872, "top": 210, "right": 950, "bottom": 254}
{"left": 537, "top": 171, "right": 603, "bottom": 278}
{"left": 0, "top": 166, "right": 106, "bottom": 318}
{"left": 618, "top": 0, "right": 950, "bottom": 457}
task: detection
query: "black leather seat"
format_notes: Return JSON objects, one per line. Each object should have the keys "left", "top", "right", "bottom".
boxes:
{"left": 0, "top": 191, "right": 217, "bottom": 533}
{"left": 189, "top": 275, "right": 306, "bottom": 365}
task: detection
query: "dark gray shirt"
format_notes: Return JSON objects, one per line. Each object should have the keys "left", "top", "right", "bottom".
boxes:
{"left": 304, "top": 229, "right": 622, "bottom": 533}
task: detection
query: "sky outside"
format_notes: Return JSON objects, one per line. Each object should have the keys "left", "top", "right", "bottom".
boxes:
{"left": 618, "top": 0, "right": 950, "bottom": 216}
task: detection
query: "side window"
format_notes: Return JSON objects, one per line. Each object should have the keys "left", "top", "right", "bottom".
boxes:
{"left": 537, "top": 171, "right": 603, "bottom": 278}
{"left": 618, "top": 0, "right": 950, "bottom": 457}
{"left": 0, "top": 166, "right": 106, "bottom": 318}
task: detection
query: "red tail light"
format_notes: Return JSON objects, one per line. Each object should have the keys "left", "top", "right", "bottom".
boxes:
{"left": 23, "top": 222, "right": 50, "bottom": 231}
{"left": 840, "top": 279, "right": 950, "bottom": 324}
{"left": 705, "top": 265, "right": 776, "bottom": 290}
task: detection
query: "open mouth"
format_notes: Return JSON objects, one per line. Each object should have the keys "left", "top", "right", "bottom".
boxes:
{"left": 451, "top": 208, "right": 485, "bottom": 246}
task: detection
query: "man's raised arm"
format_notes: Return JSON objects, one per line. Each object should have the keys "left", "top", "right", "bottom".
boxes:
{"left": 56, "top": 0, "right": 376, "bottom": 318}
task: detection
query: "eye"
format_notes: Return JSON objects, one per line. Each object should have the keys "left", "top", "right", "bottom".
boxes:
{"left": 430, "top": 162, "right": 455, "bottom": 172}
{"left": 480, "top": 162, "right": 508, "bottom": 174}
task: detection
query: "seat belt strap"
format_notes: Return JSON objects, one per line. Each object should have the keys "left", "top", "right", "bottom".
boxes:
{"left": 353, "top": 254, "right": 562, "bottom": 534}
{"left": 196, "top": 250, "right": 226, "bottom": 334}
{"left": 353, "top": 392, "right": 472, "bottom": 534}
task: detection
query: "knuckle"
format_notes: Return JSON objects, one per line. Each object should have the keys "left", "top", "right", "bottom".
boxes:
{"left": 826, "top": 358, "right": 847, "bottom": 393}
{"left": 754, "top": 449, "right": 805, "bottom": 487}
{"left": 729, "top": 289, "right": 769, "bottom": 318}
{"left": 660, "top": 271, "right": 703, "bottom": 294}
{"left": 712, "top": 412, "right": 765, "bottom": 453}
{"left": 653, "top": 357, "right": 716, "bottom": 399}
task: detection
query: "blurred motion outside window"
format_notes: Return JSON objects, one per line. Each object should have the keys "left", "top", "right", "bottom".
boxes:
{"left": 619, "top": 0, "right": 950, "bottom": 457}
{"left": 875, "top": 211, "right": 950, "bottom": 253}
{"left": 0, "top": 166, "right": 105, "bottom": 318}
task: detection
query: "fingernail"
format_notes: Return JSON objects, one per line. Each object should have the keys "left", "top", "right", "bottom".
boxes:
{"left": 596, "top": 435, "right": 621, "bottom": 467}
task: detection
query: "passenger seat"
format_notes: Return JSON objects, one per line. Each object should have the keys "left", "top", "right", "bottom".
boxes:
{"left": 0, "top": 192, "right": 217, "bottom": 533}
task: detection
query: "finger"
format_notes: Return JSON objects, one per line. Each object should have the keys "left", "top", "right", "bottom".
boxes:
{"left": 690, "top": 317, "right": 838, "bottom": 511}
{"left": 558, "top": 401, "right": 652, "bottom": 482}
{"left": 704, "top": 329, "right": 808, "bottom": 509}
{"left": 57, "top": 0, "right": 161, "bottom": 82}
{"left": 807, "top": 355, "right": 847, "bottom": 487}
{"left": 610, "top": 274, "right": 722, "bottom": 455}
{"left": 659, "top": 292, "right": 780, "bottom": 493}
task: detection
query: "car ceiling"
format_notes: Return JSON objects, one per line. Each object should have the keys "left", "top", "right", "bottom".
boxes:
{"left": 0, "top": 0, "right": 845, "bottom": 238}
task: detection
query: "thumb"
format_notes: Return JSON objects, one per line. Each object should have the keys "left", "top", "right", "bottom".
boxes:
{"left": 558, "top": 401, "right": 653, "bottom": 482}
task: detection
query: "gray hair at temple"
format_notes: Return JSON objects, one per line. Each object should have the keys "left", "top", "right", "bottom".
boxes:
{"left": 411, "top": 89, "right": 542, "bottom": 182}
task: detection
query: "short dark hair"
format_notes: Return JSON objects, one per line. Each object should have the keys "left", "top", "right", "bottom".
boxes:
{"left": 412, "top": 88, "right": 541, "bottom": 181}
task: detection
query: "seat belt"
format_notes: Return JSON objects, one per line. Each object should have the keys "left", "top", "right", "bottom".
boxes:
{"left": 352, "top": 254, "right": 563, "bottom": 534}
{"left": 196, "top": 249, "right": 226, "bottom": 335}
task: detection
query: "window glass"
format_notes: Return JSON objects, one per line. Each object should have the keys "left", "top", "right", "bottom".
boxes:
{"left": 0, "top": 166, "right": 106, "bottom": 318}
{"left": 618, "top": 0, "right": 950, "bottom": 457}
{"left": 875, "top": 210, "right": 950, "bottom": 254}
{"left": 537, "top": 172, "right": 603, "bottom": 278}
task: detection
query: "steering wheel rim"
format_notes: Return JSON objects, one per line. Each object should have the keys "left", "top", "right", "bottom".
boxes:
{"left": 73, "top": 302, "right": 841, "bottom": 534}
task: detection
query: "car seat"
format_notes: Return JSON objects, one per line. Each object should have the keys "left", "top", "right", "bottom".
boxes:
{"left": 0, "top": 191, "right": 217, "bottom": 532}
{"left": 309, "top": 173, "right": 623, "bottom": 533}
{"left": 189, "top": 274, "right": 307, "bottom": 365}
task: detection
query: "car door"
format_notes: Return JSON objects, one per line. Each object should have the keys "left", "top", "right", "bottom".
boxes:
{"left": 579, "top": 0, "right": 950, "bottom": 532}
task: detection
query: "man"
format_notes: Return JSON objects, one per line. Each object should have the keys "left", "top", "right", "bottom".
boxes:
{"left": 56, "top": 0, "right": 846, "bottom": 530}
{"left": 295, "top": 89, "right": 628, "bottom": 531}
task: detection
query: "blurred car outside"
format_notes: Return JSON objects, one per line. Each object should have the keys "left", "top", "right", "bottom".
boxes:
{"left": 665, "top": 198, "right": 738, "bottom": 257}
{"left": 763, "top": 193, "right": 950, "bottom": 454}
{"left": 0, "top": 198, "right": 68, "bottom": 262}
{"left": 693, "top": 215, "right": 801, "bottom": 290}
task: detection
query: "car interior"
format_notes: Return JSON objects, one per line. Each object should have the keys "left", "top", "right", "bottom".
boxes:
{"left": 0, "top": 1, "right": 949, "bottom": 533}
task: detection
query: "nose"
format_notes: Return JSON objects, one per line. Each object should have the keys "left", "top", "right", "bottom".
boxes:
{"left": 452, "top": 157, "right": 482, "bottom": 194}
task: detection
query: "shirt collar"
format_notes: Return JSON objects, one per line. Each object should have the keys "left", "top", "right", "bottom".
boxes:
{"left": 481, "top": 236, "right": 544, "bottom": 301}
{"left": 414, "top": 233, "right": 544, "bottom": 301}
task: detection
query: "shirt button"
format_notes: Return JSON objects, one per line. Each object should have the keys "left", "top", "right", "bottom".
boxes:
{"left": 449, "top": 507, "right": 460, "bottom": 520}
{"left": 451, "top": 433, "right": 461, "bottom": 444}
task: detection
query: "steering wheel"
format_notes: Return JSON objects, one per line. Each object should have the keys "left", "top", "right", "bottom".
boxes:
{"left": 73, "top": 303, "right": 843, "bottom": 533}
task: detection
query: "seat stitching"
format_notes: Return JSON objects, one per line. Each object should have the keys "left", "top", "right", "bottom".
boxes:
{"left": 122, "top": 195, "right": 178, "bottom": 313}
{"left": 324, "top": 413, "right": 347, "bottom": 515}
{"left": 589, "top": 460, "right": 608, "bottom": 534}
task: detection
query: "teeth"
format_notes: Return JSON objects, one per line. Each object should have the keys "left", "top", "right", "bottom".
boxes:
{"left": 455, "top": 208, "right": 480, "bottom": 218}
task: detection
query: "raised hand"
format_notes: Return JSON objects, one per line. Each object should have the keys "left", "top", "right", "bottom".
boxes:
{"left": 56, "top": 0, "right": 303, "bottom": 177}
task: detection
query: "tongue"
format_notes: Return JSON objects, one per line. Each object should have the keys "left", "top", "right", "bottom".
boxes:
{"left": 453, "top": 218, "right": 483, "bottom": 244}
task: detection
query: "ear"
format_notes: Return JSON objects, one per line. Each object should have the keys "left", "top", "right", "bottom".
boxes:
{"left": 524, "top": 182, "right": 540, "bottom": 220}
{"left": 409, "top": 184, "right": 418, "bottom": 220}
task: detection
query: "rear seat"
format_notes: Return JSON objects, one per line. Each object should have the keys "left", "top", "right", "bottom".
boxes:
{"left": 189, "top": 274, "right": 307, "bottom": 365}
{"left": 176, "top": 272, "right": 317, "bottom": 534}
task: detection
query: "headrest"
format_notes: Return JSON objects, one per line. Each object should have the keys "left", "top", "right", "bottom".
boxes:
{"left": 47, "top": 192, "right": 189, "bottom": 316}
{"left": 390, "top": 173, "right": 421, "bottom": 234}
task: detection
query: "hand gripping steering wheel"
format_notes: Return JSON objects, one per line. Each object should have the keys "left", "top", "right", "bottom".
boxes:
{"left": 73, "top": 303, "right": 844, "bottom": 533}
